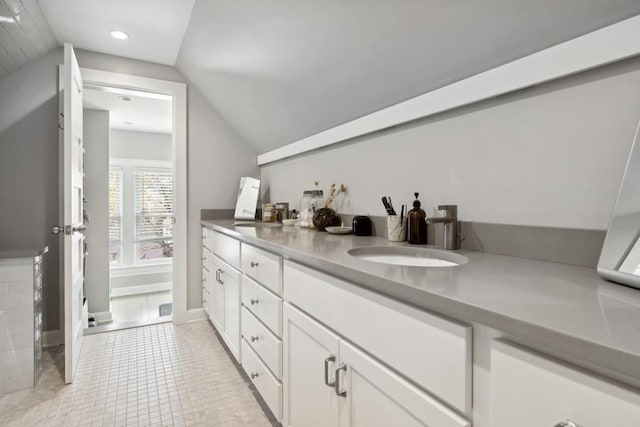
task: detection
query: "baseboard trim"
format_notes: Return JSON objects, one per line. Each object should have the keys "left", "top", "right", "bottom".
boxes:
{"left": 186, "top": 308, "right": 207, "bottom": 323}
{"left": 42, "top": 330, "right": 61, "bottom": 348}
{"left": 111, "top": 282, "right": 172, "bottom": 297}
{"left": 92, "top": 311, "right": 113, "bottom": 324}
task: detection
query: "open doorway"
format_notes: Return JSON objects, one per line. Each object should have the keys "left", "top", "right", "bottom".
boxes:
{"left": 82, "top": 82, "right": 178, "bottom": 331}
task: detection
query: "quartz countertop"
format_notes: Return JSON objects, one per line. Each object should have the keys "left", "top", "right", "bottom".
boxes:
{"left": 202, "top": 220, "right": 640, "bottom": 384}
{"left": 0, "top": 246, "right": 48, "bottom": 260}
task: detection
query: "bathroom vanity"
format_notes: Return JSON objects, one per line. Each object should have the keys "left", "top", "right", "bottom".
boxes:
{"left": 201, "top": 221, "right": 640, "bottom": 426}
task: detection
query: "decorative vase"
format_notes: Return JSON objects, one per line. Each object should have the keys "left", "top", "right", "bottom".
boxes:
{"left": 312, "top": 208, "right": 341, "bottom": 231}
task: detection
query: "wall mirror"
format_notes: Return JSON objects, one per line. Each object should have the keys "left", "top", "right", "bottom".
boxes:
{"left": 234, "top": 177, "right": 260, "bottom": 220}
{"left": 598, "top": 120, "right": 640, "bottom": 290}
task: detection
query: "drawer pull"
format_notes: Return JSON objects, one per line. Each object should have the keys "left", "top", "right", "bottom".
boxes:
{"left": 250, "top": 298, "right": 259, "bottom": 305}
{"left": 554, "top": 421, "right": 579, "bottom": 427}
{"left": 250, "top": 373, "right": 259, "bottom": 379}
{"left": 324, "top": 355, "right": 336, "bottom": 387}
{"left": 250, "top": 261, "right": 259, "bottom": 268}
{"left": 334, "top": 363, "right": 347, "bottom": 397}
{"left": 218, "top": 269, "right": 224, "bottom": 285}
{"left": 250, "top": 335, "right": 259, "bottom": 342}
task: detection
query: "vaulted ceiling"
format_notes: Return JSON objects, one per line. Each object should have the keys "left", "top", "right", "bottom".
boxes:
{"left": 2, "top": 1, "right": 640, "bottom": 154}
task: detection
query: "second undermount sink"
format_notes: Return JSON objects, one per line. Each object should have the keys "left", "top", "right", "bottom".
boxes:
{"left": 348, "top": 246, "right": 468, "bottom": 267}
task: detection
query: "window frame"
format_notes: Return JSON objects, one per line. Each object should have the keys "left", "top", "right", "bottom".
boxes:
{"left": 109, "top": 158, "right": 173, "bottom": 268}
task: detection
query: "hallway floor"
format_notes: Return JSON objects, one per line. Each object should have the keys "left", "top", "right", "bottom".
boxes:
{"left": 110, "top": 290, "right": 173, "bottom": 325}
{"left": 0, "top": 321, "right": 276, "bottom": 426}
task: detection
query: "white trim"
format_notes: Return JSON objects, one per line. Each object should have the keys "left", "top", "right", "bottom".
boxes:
{"left": 110, "top": 158, "right": 172, "bottom": 168}
{"left": 43, "top": 330, "right": 61, "bottom": 348}
{"left": 186, "top": 308, "right": 208, "bottom": 323}
{"left": 110, "top": 281, "right": 172, "bottom": 297}
{"left": 81, "top": 67, "right": 188, "bottom": 325}
{"left": 110, "top": 262, "right": 172, "bottom": 278}
{"left": 92, "top": 311, "right": 113, "bottom": 323}
{"left": 257, "top": 15, "right": 640, "bottom": 165}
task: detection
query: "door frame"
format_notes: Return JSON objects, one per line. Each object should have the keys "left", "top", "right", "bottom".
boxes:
{"left": 80, "top": 67, "right": 188, "bottom": 324}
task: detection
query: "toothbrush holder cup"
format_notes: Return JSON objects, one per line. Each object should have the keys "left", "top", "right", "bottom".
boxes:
{"left": 387, "top": 216, "right": 407, "bottom": 242}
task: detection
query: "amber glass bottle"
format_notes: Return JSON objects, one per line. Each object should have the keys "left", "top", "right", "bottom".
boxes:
{"left": 407, "top": 193, "right": 428, "bottom": 244}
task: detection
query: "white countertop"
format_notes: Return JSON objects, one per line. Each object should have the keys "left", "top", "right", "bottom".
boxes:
{"left": 203, "top": 220, "right": 640, "bottom": 383}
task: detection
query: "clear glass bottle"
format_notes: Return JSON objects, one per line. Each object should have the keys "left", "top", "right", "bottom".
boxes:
{"left": 299, "top": 190, "right": 323, "bottom": 228}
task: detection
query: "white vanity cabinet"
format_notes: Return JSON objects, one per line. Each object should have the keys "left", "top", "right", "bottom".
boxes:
{"left": 491, "top": 340, "right": 640, "bottom": 427}
{"left": 283, "top": 303, "right": 470, "bottom": 427}
{"left": 239, "top": 242, "right": 284, "bottom": 421}
{"left": 201, "top": 227, "right": 241, "bottom": 361}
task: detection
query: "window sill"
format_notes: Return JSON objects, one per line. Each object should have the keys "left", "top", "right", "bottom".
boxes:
{"left": 110, "top": 262, "right": 172, "bottom": 278}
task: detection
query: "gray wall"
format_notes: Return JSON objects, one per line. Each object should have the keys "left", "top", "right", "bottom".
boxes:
{"left": 0, "top": 48, "right": 258, "bottom": 333}
{"left": 0, "top": 48, "right": 63, "bottom": 332}
{"left": 110, "top": 130, "right": 171, "bottom": 161}
{"left": 75, "top": 50, "right": 259, "bottom": 310}
{"left": 77, "top": 50, "right": 259, "bottom": 311}
{"left": 83, "top": 109, "right": 110, "bottom": 315}
{"left": 261, "top": 56, "right": 640, "bottom": 231}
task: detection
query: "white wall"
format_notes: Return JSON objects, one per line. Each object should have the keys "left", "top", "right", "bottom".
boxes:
{"left": 76, "top": 49, "right": 259, "bottom": 311}
{"left": 110, "top": 130, "right": 171, "bottom": 161}
{"left": 0, "top": 48, "right": 63, "bottom": 332}
{"left": 261, "top": 56, "right": 640, "bottom": 231}
{"left": 83, "top": 109, "right": 110, "bottom": 315}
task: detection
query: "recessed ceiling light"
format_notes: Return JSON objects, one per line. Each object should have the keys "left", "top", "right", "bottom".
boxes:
{"left": 110, "top": 30, "right": 129, "bottom": 40}
{"left": 123, "top": 121, "right": 134, "bottom": 125}
{"left": 119, "top": 96, "right": 133, "bottom": 102}
{"left": 0, "top": 16, "right": 15, "bottom": 23}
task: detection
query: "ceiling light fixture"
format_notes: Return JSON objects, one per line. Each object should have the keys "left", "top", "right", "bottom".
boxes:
{"left": 110, "top": 30, "right": 129, "bottom": 40}
{"left": 119, "top": 96, "right": 133, "bottom": 102}
{"left": 123, "top": 121, "right": 134, "bottom": 125}
{"left": 0, "top": 16, "right": 15, "bottom": 23}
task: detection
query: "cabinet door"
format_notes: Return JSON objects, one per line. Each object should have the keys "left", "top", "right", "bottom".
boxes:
{"left": 222, "top": 268, "right": 241, "bottom": 360}
{"left": 283, "top": 303, "right": 340, "bottom": 427}
{"left": 338, "top": 340, "right": 470, "bottom": 427}
{"left": 209, "top": 257, "right": 225, "bottom": 332}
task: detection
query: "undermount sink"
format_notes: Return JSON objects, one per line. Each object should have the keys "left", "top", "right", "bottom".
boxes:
{"left": 348, "top": 246, "right": 468, "bottom": 267}
{"left": 233, "top": 222, "right": 282, "bottom": 228}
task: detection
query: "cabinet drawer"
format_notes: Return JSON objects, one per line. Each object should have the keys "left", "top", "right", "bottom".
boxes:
{"left": 242, "top": 275, "right": 282, "bottom": 337}
{"left": 491, "top": 340, "right": 640, "bottom": 427}
{"left": 242, "top": 307, "right": 282, "bottom": 379}
{"left": 242, "top": 339, "right": 282, "bottom": 422}
{"left": 241, "top": 243, "right": 282, "bottom": 295}
{"left": 209, "top": 230, "right": 240, "bottom": 269}
{"left": 284, "top": 260, "right": 472, "bottom": 414}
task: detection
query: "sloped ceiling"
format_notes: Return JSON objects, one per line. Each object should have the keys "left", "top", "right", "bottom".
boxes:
{"left": 0, "top": 0, "right": 57, "bottom": 79}
{"left": 39, "top": 0, "right": 195, "bottom": 65}
{"left": 176, "top": 1, "right": 640, "bottom": 154}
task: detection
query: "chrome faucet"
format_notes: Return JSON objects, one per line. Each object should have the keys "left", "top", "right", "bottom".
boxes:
{"left": 428, "top": 205, "right": 460, "bottom": 250}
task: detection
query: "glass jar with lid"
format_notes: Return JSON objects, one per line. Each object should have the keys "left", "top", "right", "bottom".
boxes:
{"left": 262, "top": 203, "right": 277, "bottom": 222}
{"left": 299, "top": 190, "right": 323, "bottom": 228}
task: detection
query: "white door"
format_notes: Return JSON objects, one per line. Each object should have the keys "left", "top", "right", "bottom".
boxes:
{"left": 338, "top": 340, "right": 470, "bottom": 427}
{"left": 282, "top": 303, "right": 341, "bottom": 427}
{"left": 55, "top": 43, "right": 85, "bottom": 384}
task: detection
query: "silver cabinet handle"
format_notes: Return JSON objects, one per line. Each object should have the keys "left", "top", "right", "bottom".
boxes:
{"left": 324, "top": 355, "right": 336, "bottom": 387}
{"left": 250, "top": 335, "right": 259, "bottom": 342}
{"left": 555, "top": 421, "right": 579, "bottom": 427}
{"left": 72, "top": 224, "right": 87, "bottom": 233}
{"left": 218, "top": 269, "right": 224, "bottom": 285}
{"left": 250, "top": 299, "right": 259, "bottom": 305}
{"left": 250, "top": 373, "right": 259, "bottom": 379}
{"left": 334, "top": 363, "right": 347, "bottom": 397}
{"left": 215, "top": 269, "right": 220, "bottom": 283}
{"left": 250, "top": 261, "right": 259, "bottom": 268}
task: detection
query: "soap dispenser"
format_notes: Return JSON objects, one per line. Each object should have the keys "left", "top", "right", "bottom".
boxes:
{"left": 407, "top": 192, "right": 428, "bottom": 244}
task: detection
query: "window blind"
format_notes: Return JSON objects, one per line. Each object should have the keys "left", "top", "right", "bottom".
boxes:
{"left": 134, "top": 169, "right": 173, "bottom": 242}
{"left": 108, "top": 168, "right": 122, "bottom": 243}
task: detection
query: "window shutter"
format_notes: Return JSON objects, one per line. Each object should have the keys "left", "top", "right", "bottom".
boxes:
{"left": 108, "top": 168, "right": 122, "bottom": 244}
{"left": 134, "top": 169, "right": 173, "bottom": 242}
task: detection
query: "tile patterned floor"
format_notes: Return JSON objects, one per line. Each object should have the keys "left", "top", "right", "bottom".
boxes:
{"left": 110, "top": 291, "right": 173, "bottom": 325}
{"left": 0, "top": 321, "right": 277, "bottom": 426}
